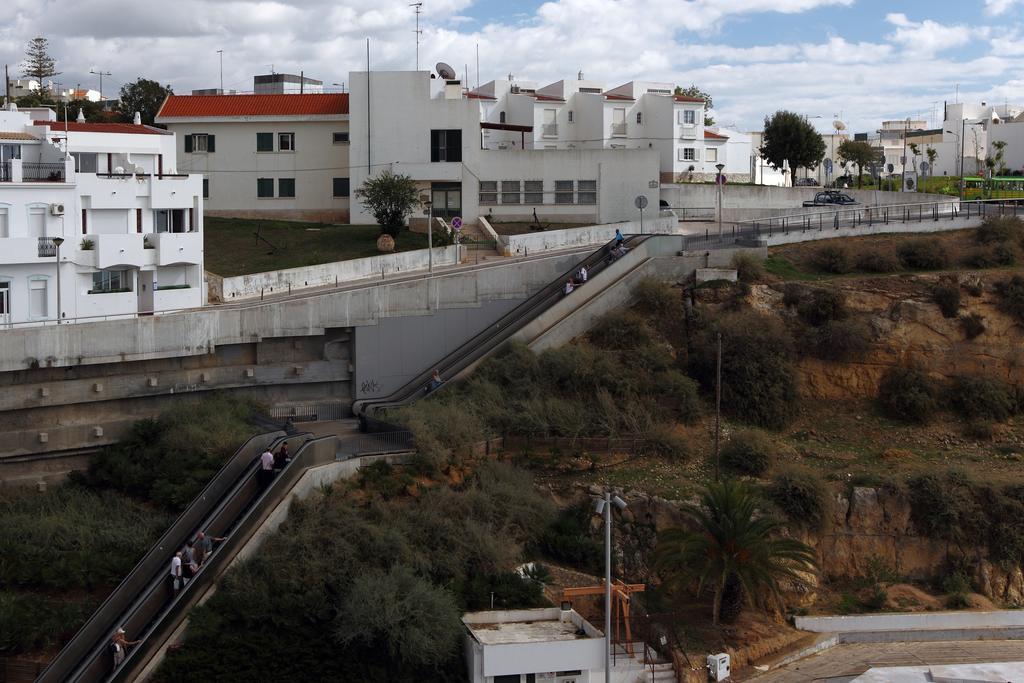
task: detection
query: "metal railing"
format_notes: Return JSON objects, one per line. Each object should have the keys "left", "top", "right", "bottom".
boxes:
{"left": 22, "top": 162, "right": 65, "bottom": 182}
{"left": 682, "top": 198, "right": 1021, "bottom": 251}
{"left": 342, "top": 430, "right": 415, "bottom": 456}
{"left": 0, "top": 160, "right": 10, "bottom": 182}
{"left": 37, "top": 237, "right": 58, "bottom": 257}
{"left": 664, "top": 206, "right": 716, "bottom": 221}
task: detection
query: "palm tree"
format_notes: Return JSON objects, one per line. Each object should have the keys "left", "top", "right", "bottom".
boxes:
{"left": 652, "top": 480, "right": 817, "bottom": 625}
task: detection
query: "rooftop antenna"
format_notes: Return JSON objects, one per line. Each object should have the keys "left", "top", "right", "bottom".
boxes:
{"left": 475, "top": 43, "right": 479, "bottom": 89}
{"left": 217, "top": 50, "right": 224, "bottom": 93}
{"left": 88, "top": 69, "right": 111, "bottom": 101}
{"left": 410, "top": 2, "right": 423, "bottom": 71}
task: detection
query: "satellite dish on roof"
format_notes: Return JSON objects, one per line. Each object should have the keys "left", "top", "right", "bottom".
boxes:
{"left": 436, "top": 62, "right": 457, "bottom": 80}
{"left": 833, "top": 120, "right": 846, "bottom": 131}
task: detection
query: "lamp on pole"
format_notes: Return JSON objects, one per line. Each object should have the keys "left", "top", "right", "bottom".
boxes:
{"left": 52, "top": 237, "right": 64, "bottom": 324}
{"left": 421, "top": 195, "right": 433, "bottom": 274}
{"left": 715, "top": 163, "right": 725, "bottom": 237}
{"left": 595, "top": 491, "right": 627, "bottom": 683}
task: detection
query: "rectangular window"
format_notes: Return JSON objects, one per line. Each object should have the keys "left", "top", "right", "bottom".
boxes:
{"left": 256, "top": 132, "right": 274, "bottom": 152}
{"left": 636, "top": 112, "right": 643, "bottom": 124}
{"left": 0, "top": 208, "right": 7, "bottom": 238}
{"left": 430, "top": 129, "right": 462, "bottom": 162}
{"left": 683, "top": 148, "right": 696, "bottom": 161}
{"left": 524, "top": 180, "right": 543, "bottom": 204}
{"left": 613, "top": 108, "right": 626, "bottom": 124}
{"left": 332, "top": 177, "right": 350, "bottom": 197}
{"left": 191, "top": 134, "right": 209, "bottom": 152}
{"left": 278, "top": 178, "right": 295, "bottom": 198}
{"left": 479, "top": 180, "right": 497, "bottom": 205}
{"left": 202, "top": 178, "right": 209, "bottom": 199}
{"left": 90, "top": 269, "right": 130, "bottom": 294}
{"left": 555, "top": 180, "right": 574, "bottom": 204}
{"left": 705, "top": 147, "right": 718, "bottom": 162}
{"left": 71, "top": 152, "right": 98, "bottom": 173}
{"left": 154, "top": 209, "right": 187, "bottom": 233}
{"left": 257, "top": 177, "right": 274, "bottom": 198}
{"left": 333, "top": 131, "right": 349, "bottom": 144}
{"left": 278, "top": 133, "right": 295, "bottom": 152}
{"left": 578, "top": 180, "right": 597, "bottom": 205}
{"left": 494, "top": 676, "right": 521, "bottom": 683}
{"left": 568, "top": 110, "right": 574, "bottom": 123}
{"left": 29, "top": 279, "right": 47, "bottom": 318}
{"left": 501, "top": 180, "right": 521, "bottom": 204}
{"left": 683, "top": 110, "right": 696, "bottom": 124}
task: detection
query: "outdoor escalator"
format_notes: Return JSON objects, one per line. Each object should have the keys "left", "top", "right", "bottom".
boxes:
{"left": 353, "top": 234, "right": 647, "bottom": 429}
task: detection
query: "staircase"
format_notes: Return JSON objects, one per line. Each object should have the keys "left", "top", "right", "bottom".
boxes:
{"left": 614, "top": 643, "right": 677, "bottom": 683}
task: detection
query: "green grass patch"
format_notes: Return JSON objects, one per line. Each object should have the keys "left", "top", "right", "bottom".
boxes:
{"left": 204, "top": 217, "right": 430, "bottom": 277}
{"left": 764, "top": 254, "right": 819, "bottom": 280}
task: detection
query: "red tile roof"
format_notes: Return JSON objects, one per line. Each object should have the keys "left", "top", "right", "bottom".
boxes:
{"left": 466, "top": 91, "right": 497, "bottom": 100}
{"left": 674, "top": 95, "right": 705, "bottom": 103}
{"left": 534, "top": 94, "right": 565, "bottom": 102}
{"left": 704, "top": 130, "right": 729, "bottom": 140}
{"left": 604, "top": 93, "right": 635, "bottom": 101}
{"left": 33, "top": 121, "right": 167, "bottom": 135}
{"left": 156, "top": 93, "right": 349, "bottom": 118}
{"left": 0, "top": 131, "right": 39, "bottom": 141}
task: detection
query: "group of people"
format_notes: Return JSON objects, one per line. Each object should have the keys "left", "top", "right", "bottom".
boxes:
{"left": 168, "top": 530, "right": 227, "bottom": 598}
{"left": 563, "top": 229, "right": 629, "bottom": 295}
{"left": 258, "top": 441, "right": 291, "bottom": 489}
{"left": 608, "top": 228, "right": 629, "bottom": 262}
{"left": 425, "top": 369, "right": 445, "bottom": 395}
{"left": 563, "top": 263, "right": 589, "bottom": 295}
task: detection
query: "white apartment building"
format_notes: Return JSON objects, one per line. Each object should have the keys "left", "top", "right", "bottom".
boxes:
{"left": 156, "top": 93, "right": 350, "bottom": 223}
{"left": 348, "top": 71, "right": 660, "bottom": 227}
{"left": 0, "top": 104, "right": 203, "bottom": 326}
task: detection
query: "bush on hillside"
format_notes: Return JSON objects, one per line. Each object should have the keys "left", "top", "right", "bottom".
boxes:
{"left": 877, "top": 367, "right": 939, "bottom": 423}
{"left": 931, "top": 282, "right": 961, "bottom": 318}
{"left": 731, "top": 252, "right": 765, "bottom": 283}
{"left": 633, "top": 277, "right": 676, "bottom": 316}
{"left": 975, "top": 215, "right": 1022, "bottom": 244}
{"left": 589, "top": 310, "right": 651, "bottom": 350}
{"left": 476, "top": 341, "right": 541, "bottom": 401}
{"left": 536, "top": 502, "right": 603, "bottom": 574}
{"left": 641, "top": 423, "right": 689, "bottom": 461}
{"left": 765, "top": 468, "right": 829, "bottom": 529}
{"left": 804, "top": 318, "right": 873, "bottom": 361}
{"left": 962, "top": 244, "right": 1017, "bottom": 269}
{"left": 947, "top": 375, "right": 1017, "bottom": 421}
{"left": 797, "top": 288, "right": 848, "bottom": 327}
{"left": 720, "top": 429, "right": 776, "bottom": 476}
{"left": 855, "top": 249, "right": 900, "bottom": 273}
{"left": 689, "top": 311, "right": 798, "bottom": 429}
{"left": 995, "top": 275, "right": 1024, "bottom": 323}
{"left": 813, "top": 244, "right": 852, "bottom": 274}
{"left": 782, "top": 283, "right": 809, "bottom": 308}
{"left": 654, "top": 370, "right": 701, "bottom": 423}
{"left": 960, "top": 313, "right": 986, "bottom": 340}
{"left": 897, "top": 239, "right": 949, "bottom": 270}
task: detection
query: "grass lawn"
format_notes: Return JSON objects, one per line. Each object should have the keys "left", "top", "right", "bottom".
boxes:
{"left": 204, "top": 217, "right": 430, "bottom": 277}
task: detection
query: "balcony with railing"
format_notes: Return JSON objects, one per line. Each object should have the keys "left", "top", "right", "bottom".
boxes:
{"left": 22, "top": 162, "right": 66, "bottom": 183}
{"left": 611, "top": 122, "right": 627, "bottom": 137}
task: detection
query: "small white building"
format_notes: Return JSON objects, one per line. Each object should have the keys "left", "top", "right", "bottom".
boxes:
{"left": 0, "top": 105, "right": 203, "bottom": 326}
{"left": 156, "top": 93, "right": 350, "bottom": 223}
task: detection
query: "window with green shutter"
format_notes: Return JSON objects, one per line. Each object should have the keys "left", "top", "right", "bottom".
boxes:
{"left": 257, "top": 178, "right": 274, "bottom": 198}
{"left": 256, "top": 132, "right": 273, "bottom": 152}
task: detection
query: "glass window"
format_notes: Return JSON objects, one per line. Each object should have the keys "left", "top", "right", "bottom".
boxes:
{"left": 683, "top": 148, "right": 696, "bottom": 161}
{"left": 154, "top": 209, "right": 186, "bottom": 233}
{"left": 705, "top": 147, "right": 718, "bottom": 162}
{"left": 683, "top": 110, "right": 696, "bottom": 124}
{"left": 499, "top": 111, "right": 506, "bottom": 123}
{"left": 479, "top": 181, "right": 497, "bottom": 205}
{"left": 71, "top": 152, "right": 97, "bottom": 173}
{"left": 430, "top": 129, "right": 462, "bottom": 162}
{"left": 568, "top": 111, "right": 574, "bottom": 123}
{"left": 501, "top": 180, "right": 521, "bottom": 204}
{"left": 555, "top": 180, "right": 574, "bottom": 204}
{"left": 29, "top": 278, "right": 47, "bottom": 318}
{"left": 202, "top": 178, "right": 209, "bottom": 199}
{"left": 91, "top": 269, "right": 129, "bottom": 293}
{"left": 578, "top": 180, "right": 597, "bottom": 205}
{"left": 524, "top": 180, "right": 543, "bottom": 204}
{"left": 192, "top": 134, "right": 209, "bottom": 152}
{"left": 278, "top": 178, "right": 295, "bottom": 198}
{"left": 494, "top": 676, "right": 521, "bottom": 683}
{"left": 278, "top": 133, "right": 295, "bottom": 151}
{"left": 256, "top": 132, "right": 274, "bottom": 152}
{"left": 636, "top": 112, "right": 643, "bottom": 124}
{"left": 332, "top": 178, "right": 350, "bottom": 197}
{"left": 0, "top": 208, "right": 7, "bottom": 238}
{"left": 333, "top": 132, "right": 349, "bottom": 144}
{"left": 257, "top": 178, "right": 274, "bottom": 198}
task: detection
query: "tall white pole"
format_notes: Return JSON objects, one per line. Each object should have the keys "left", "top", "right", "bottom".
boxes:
{"left": 217, "top": 50, "right": 224, "bottom": 93}
{"left": 428, "top": 203, "right": 433, "bottom": 274}
{"left": 604, "top": 490, "right": 611, "bottom": 683}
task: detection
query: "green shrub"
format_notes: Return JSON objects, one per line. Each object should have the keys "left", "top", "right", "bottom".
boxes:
{"left": 0, "top": 591, "right": 98, "bottom": 655}
{"left": 877, "top": 366, "right": 939, "bottom": 423}
{"left": 995, "top": 275, "right": 1024, "bottom": 323}
{"left": 766, "top": 468, "right": 829, "bottom": 529}
{"left": 947, "top": 375, "right": 1016, "bottom": 421}
{"left": 963, "top": 244, "right": 1017, "bottom": 268}
{"left": 960, "top": 313, "right": 986, "bottom": 339}
{"left": 536, "top": 502, "right": 603, "bottom": 574}
{"left": 633, "top": 343, "right": 674, "bottom": 373}
{"left": 805, "top": 318, "right": 872, "bottom": 361}
{"left": 689, "top": 311, "right": 798, "bottom": 429}
{"left": 589, "top": 310, "right": 651, "bottom": 350}
{"left": 813, "top": 244, "right": 852, "bottom": 274}
{"left": 476, "top": 341, "right": 541, "bottom": 400}
{"left": 782, "top": 283, "right": 808, "bottom": 308}
{"left": 731, "top": 252, "right": 765, "bottom": 283}
{"left": 797, "top": 288, "right": 848, "bottom": 327}
{"left": 975, "top": 215, "right": 1022, "bottom": 244}
{"left": 931, "top": 282, "right": 961, "bottom": 318}
{"left": 633, "top": 277, "right": 676, "bottom": 315}
{"left": 855, "top": 249, "right": 900, "bottom": 273}
{"left": 897, "top": 239, "right": 949, "bottom": 270}
{"left": 721, "top": 429, "right": 776, "bottom": 476}
{"left": 906, "top": 471, "right": 985, "bottom": 543}
{"left": 641, "top": 424, "right": 689, "bottom": 461}
{"left": 654, "top": 370, "right": 701, "bottom": 423}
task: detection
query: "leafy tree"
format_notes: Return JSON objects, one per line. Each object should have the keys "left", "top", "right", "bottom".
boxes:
{"left": 836, "top": 140, "right": 876, "bottom": 189}
{"left": 355, "top": 170, "right": 420, "bottom": 237}
{"left": 908, "top": 142, "right": 920, "bottom": 173}
{"left": 674, "top": 84, "right": 714, "bottom": 126}
{"left": 652, "top": 480, "right": 817, "bottom": 625}
{"left": 117, "top": 78, "right": 173, "bottom": 125}
{"left": 21, "top": 36, "right": 60, "bottom": 84}
{"left": 987, "top": 140, "right": 1008, "bottom": 179}
{"left": 760, "top": 111, "right": 826, "bottom": 187}
{"left": 926, "top": 147, "right": 938, "bottom": 176}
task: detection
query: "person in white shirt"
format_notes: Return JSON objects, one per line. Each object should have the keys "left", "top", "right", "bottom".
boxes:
{"left": 168, "top": 552, "right": 183, "bottom": 597}
{"left": 563, "top": 280, "right": 575, "bottom": 295}
{"left": 577, "top": 266, "right": 588, "bottom": 283}
{"left": 259, "top": 448, "right": 275, "bottom": 488}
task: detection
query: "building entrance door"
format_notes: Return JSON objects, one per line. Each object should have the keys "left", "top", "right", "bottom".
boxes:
{"left": 431, "top": 182, "right": 462, "bottom": 221}
{"left": 138, "top": 271, "right": 154, "bottom": 315}
{"left": 0, "top": 282, "right": 9, "bottom": 326}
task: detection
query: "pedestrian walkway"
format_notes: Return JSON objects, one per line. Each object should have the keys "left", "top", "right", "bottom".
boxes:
{"left": 745, "top": 640, "right": 1024, "bottom": 682}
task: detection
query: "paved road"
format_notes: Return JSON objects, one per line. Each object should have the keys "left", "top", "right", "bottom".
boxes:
{"left": 747, "top": 640, "right": 1024, "bottom": 682}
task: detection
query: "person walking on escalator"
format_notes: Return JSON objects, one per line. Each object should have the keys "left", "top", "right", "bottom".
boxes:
{"left": 168, "top": 551, "right": 183, "bottom": 598}
{"left": 109, "top": 627, "right": 139, "bottom": 670}
{"left": 259, "top": 447, "right": 275, "bottom": 489}
{"left": 274, "top": 442, "right": 290, "bottom": 471}
{"left": 614, "top": 228, "right": 624, "bottom": 247}
{"left": 194, "top": 530, "right": 227, "bottom": 567}
{"left": 425, "top": 369, "right": 444, "bottom": 395}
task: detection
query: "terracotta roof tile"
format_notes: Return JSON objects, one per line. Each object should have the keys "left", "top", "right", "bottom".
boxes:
{"left": 604, "top": 93, "right": 635, "bottom": 101}
{"left": 534, "top": 94, "right": 565, "bottom": 102}
{"left": 0, "top": 131, "right": 39, "bottom": 141}
{"left": 33, "top": 121, "right": 167, "bottom": 135}
{"left": 466, "top": 91, "right": 497, "bottom": 100}
{"left": 674, "top": 95, "right": 705, "bottom": 103}
{"left": 704, "top": 130, "right": 729, "bottom": 139}
{"left": 156, "top": 93, "right": 349, "bottom": 118}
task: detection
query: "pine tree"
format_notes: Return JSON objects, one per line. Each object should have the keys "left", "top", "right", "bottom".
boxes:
{"left": 21, "top": 36, "right": 60, "bottom": 84}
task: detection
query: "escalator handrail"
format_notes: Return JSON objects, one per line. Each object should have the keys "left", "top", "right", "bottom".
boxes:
{"left": 353, "top": 235, "right": 645, "bottom": 418}
{"left": 37, "top": 429, "right": 285, "bottom": 683}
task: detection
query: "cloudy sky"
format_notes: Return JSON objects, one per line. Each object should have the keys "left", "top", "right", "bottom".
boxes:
{"left": 2, "top": 0, "right": 1022, "bottom": 133}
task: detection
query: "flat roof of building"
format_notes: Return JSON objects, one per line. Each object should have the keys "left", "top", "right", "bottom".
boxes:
{"left": 463, "top": 608, "right": 601, "bottom": 646}
{"left": 853, "top": 661, "right": 1024, "bottom": 682}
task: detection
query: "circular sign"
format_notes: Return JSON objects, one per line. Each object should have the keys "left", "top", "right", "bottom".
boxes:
{"left": 920, "top": 161, "right": 930, "bottom": 173}
{"left": 634, "top": 195, "right": 649, "bottom": 210}
{"left": 824, "top": 158, "right": 833, "bottom": 173}
{"left": 451, "top": 217, "right": 462, "bottom": 229}
{"left": 716, "top": 174, "right": 727, "bottom": 185}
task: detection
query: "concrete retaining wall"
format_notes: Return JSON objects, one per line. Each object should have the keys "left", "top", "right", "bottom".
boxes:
{"left": 662, "top": 183, "right": 950, "bottom": 210}
{"left": 503, "top": 216, "right": 678, "bottom": 257}
{"left": 764, "top": 214, "right": 981, "bottom": 246}
{"left": 795, "top": 610, "right": 1024, "bottom": 633}
{"left": 217, "top": 245, "right": 461, "bottom": 301}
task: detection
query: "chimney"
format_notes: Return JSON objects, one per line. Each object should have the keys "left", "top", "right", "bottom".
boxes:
{"left": 76, "top": 108, "right": 85, "bottom": 123}
{"left": 508, "top": 73, "right": 514, "bottom": 81}
{"left": 444, "top": 79, "right": 462, "bottom": 100}
{"left": 578, "top": 70, "right": 584, "bottom": 80}
{"left": 133, "top": 111, "right": 142, "bottom": 125}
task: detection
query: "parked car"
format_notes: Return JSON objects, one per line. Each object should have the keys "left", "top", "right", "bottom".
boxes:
{"left": 795, "top": 178, "right": 819, "bottom": 186}
{"left": 802, "top": 190, "right": 858, "bottom": 207}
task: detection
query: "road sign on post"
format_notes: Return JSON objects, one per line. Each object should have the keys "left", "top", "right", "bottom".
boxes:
{"left": 634, "top": 195, "right": 648, "bottom": 234}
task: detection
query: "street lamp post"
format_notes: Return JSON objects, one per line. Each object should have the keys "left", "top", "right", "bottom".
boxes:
{"left": 420, "top": 195, "right": 434, "bottom": 275}
{"left": 715, "top": 163, "right": 725, "bottom": 237}
{"left": 52, "top": 237, "right": 64, "bottom": 324}
{"left": 595, "top": 491, "right": 627, "bottom": 683}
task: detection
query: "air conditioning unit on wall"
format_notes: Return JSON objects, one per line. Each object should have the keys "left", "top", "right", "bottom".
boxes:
{"left": 49, "top": 203, "right": 65, "bottom": 216}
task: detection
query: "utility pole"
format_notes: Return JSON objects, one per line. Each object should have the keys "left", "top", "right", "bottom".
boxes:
{"left": 714, "top": 331, "right": 722, "bottom": 482}
{"left": 410, "top": 2, "right": 423, "bottom": 71}
{"left": 89, "top": 69, "right": 111, "bottom": 101}
{"left": 217, "top": 50, "right": 224, "bottom": 93}
{"left": 4, "top": 64, "right": 9, "bottom": 106}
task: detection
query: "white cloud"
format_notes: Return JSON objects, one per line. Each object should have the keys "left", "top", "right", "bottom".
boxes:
{"left": 985, "top": 0, "right": 1023, "bottom": 16}
{"left": 884, "top": 13, "right": 984, "bottom": 57}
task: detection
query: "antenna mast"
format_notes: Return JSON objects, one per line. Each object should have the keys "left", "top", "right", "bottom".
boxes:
{"left": 410, "top": 2, "right": 423, "bottom": 71}
{"left": 89, "top": 69, "right": 111, "bottom": 101}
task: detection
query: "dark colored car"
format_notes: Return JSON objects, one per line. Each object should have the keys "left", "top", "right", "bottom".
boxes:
{"left": 802, "top": 190, "right": 858, "bottom": 207}
{"left": 795, "top": 177, "right": 819, "bottom": 186}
